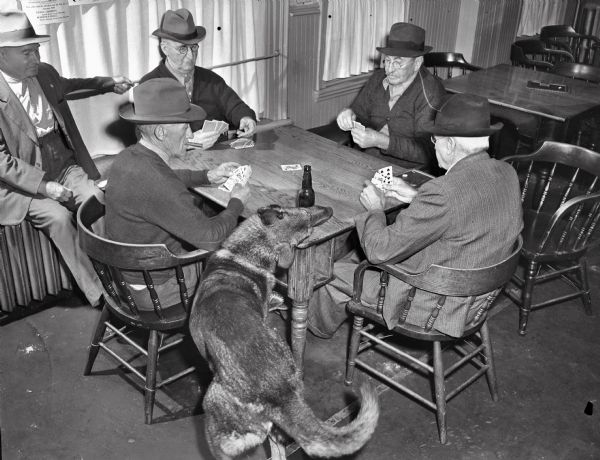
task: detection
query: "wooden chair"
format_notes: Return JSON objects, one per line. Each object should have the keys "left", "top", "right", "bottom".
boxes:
{"left": 423, "top": 52, "right": 481, "bottom": 79}
{"left": 503, "top": 141, "right": 600, "bottom": 335}
{"left": 540, "top": 25, "right": 600, "bottom": 64}
{"left": 77, "top": 195, "right": 211, "bottom": 424}
{"left": 511, "top": 39, "right": 574, "bottom": 70}
{"left": 345, "top": 237, "right": 522, "bottom": 444}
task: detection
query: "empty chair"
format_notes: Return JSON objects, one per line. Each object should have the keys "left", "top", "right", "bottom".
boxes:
{"left": 423, "top": 52, "right": 481, "bottom": 79}
{"left": 503, "top": 141, "right": 600, "bottom": 335}
{"left": 512, "top": 39, "right": 574, "bottom": 70}
{"left": 77, "top": 195, "right": 210, "bottom": 424}
{"left": 345, "top": 238, "right": 522, "bottom": 443}
{"left": 540, "top": 24, "right": 600, "bottom": 64}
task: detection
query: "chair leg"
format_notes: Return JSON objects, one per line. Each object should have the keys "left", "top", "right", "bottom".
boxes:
{"left": 144, "top": 330, "right": 160, "bottom": 424}
{"left": 83, "top": 304, "right": 111, "bottom": 376}
{"left": 479, "top": 321, "right": 498, "bottom": 402}
{"left": 345, "top": 315, "right": 364, "bottom": 386}
{"left": 578, "top": 258, "right": 593, "bottom": 315}
{"left": 519, "top": 260, "right": 538, "bottom": 336}
{"left": 432, "top": 341, "right": 447, "bottom": 444}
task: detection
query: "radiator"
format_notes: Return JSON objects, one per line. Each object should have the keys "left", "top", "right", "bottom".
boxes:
{"left": 0, "top": 222, "right": 72, "bottom": 313}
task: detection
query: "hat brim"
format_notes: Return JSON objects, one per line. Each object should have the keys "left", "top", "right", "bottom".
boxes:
{"left": 0, "top": 35, "right": 50, "bottom": 47}
{"left": 152, "top": 26, "right": 206, "bottom": 44}
{"left": 422, "top": 121, "right": 504, "bottom": 137}
{"left": 119, "top": 103, "right": 207, "bottom": 124}
{"left": 376, "top": 45, "right": 432, "bottom": 57}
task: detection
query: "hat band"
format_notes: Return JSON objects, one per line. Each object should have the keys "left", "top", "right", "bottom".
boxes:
{"left": 386, "top": 39, "right": 424, "bottom": 51}
{"left": 162, "top": 29, "right": 198, "bottom": 40}
{"left": 0, "top": 27, "right": 38, "bottom": 41}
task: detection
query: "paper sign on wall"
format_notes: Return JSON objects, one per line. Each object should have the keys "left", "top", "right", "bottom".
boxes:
{"left": 69, "top": 0, "right": 113, "bottom": 4}
{"left": 20, "top": 0, "right": 70, "bottom": 26}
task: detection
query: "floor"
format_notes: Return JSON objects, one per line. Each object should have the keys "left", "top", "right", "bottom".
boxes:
{"left": 1, "top": 269, "right": 600, "bottom": 460}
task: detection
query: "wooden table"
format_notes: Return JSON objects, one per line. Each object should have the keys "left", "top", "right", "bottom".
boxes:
{"left": 443, "top": 64, "right": 600, "bottom": 142}
{"left": 171, "top": 125, "right": 405, "bottom": 370}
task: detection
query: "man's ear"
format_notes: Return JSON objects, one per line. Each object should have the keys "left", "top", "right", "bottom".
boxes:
{"left": 153, "top": 125, "right": 165, "bottom": 141}
{"left": 274, "top": 242, "right": 295, "bottom": 268}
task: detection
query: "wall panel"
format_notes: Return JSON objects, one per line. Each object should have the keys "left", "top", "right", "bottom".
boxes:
{"left": 407, "top": 0, "right": 462, "bottom": 52}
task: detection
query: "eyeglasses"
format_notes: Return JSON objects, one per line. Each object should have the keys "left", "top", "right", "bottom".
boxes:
{"left": 383, "top": 57, "right": 414, "bottom": 70}
{"left": 171, "top": 44, "right": 199, "bottom": 55}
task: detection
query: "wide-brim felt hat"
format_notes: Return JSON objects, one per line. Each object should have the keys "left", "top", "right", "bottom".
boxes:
{"left": 376, "top": 22, "right": 432, "bottom": 57}
{"left": 152, "top": 8, "right": 206, "bottom": 44}
{"left": 0, "top": 10, "right": 50, "bottom": 47}
{"left": 422, "top": 93, "right": 503, "bottom": 137}
{"left": 120, "top": 78, "right": 207, "bottom": 124}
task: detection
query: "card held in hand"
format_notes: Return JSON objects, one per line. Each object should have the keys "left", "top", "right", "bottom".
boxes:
{"left": 218, "top": 165, "right": 252, "bottom": 192}
{"left": 371, "top": 166, "right": 393, "bottom": 190}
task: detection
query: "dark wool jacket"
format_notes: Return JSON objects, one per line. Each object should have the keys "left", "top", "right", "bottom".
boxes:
{"left": 350, "top": 67, "right": 446, "bottom": 168}
{"left": 141, "top": 60, "right": 257, "bottom": 133}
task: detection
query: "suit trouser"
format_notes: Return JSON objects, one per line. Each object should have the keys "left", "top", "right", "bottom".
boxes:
{"left": 26, "top": 165, "right": 103, "bottom": 306}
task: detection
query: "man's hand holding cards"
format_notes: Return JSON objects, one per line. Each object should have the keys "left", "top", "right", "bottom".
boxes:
{"left": 371, "top": 166, "right": 393, "bottom": 190}
{"left": 370, "top": 166, "right": 418, "bottom": 204}
{"left": 218, "top": 165, "right": 252, "bottom": 192}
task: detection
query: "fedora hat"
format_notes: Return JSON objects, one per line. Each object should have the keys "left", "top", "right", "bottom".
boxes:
{"left": 152, "top": 8, "right": 206, "bottom": 44}
{"left": 376, "top": 22, "right": 432, "bottom": 57}
{"left": 0, "top": 10, "right": 50, "bottom": 47}
{"left": 423, "top": 94, "right": 503, "bottom": 137}
{"left": 120, "top": 78, "right": 207, "bottom": 124}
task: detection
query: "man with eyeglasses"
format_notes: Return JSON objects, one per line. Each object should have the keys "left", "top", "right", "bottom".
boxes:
{"left": 142, "top": 8, "right": 257, "bottom": 151}
{"left": 336, "top": 23, "right": 445, "bottom": 171}
{"left": 310, "top": 94, "right": 523, "bottom": 339}
{"left": 0, "top": 10, "right": 133, "bottom": 309}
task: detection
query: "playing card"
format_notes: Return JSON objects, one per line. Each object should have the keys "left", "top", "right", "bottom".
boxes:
{"left": 371, "top": 166, "right": 393, "bottom": 190}
{"left": 202, "top": 120, "right": 218, "bottom": 133}
{"left": 231, "top": 138, "right": 254, "bottom": 149}
{"left": 216, "top": 120, "right": 229, "bottom": 135}
{"left": 218, "top": 165, "right": 252, "bottom": 192}
{"left": 281, "top": 164, "right": 302, "bottom": 171}
{"left": 352, "top": 121, "right": 365, "bottom": 131}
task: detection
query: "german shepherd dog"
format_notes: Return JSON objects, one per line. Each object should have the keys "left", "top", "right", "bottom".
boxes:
{"left": 189, "top": 205, "right": 379, "bottom": 459}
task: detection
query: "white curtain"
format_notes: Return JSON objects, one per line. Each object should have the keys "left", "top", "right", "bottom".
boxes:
{"left": 517, "top": 0, "right": 568, "bottom": 36}
{"left": 35, "top": 0, "right": 267, "bottom": 117}
{"left": 322, "top": 0, "right": 409, "bottom": 81}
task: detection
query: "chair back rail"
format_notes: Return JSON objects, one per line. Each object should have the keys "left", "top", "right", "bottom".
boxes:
{"left": 423, "top": 52, "right": 481, "bottom": 79}
{"left": 77, "top": 196, "right": 210, "bottom": 322}
{"left": 504, "top": 141, "right": 600, "bottom": 256}
{"left": 540, "top": 24, "right": 600, "bottom": 64}
{"left": 513, "top": 39, "right": 574, "bottom": 67}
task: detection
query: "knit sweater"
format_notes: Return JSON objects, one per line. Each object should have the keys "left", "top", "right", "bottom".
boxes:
{"left": 105, "top": 143, "right": 243, "bottom": 281}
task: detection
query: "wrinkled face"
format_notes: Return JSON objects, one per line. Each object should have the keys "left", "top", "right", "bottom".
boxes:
{"left": 382, "top": 54, "right": 421, "bottom": 86}
{"left": 0, "top": 44, "right": 41, "bottom": 79}
{"left": 161, "top": 123, "right": 192, "bottom": 158}
{"left": 161, "top": 38, "right": 198, "bottom": 74}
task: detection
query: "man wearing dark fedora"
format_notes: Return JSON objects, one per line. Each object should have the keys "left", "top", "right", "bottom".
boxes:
{"left": 141, "top": 8, "right": 257, "bottom": 151}
{"left": 310, "top": 93, "right": 523, "bottom": 338}
{"left": 337, "top": 22, "right": 446, "bottom": 170}
{"left": 0, "top": 10, "right": 132, "bottom": 308}
{"left": 104, "top": 78, "right": 249, "bottom": 309}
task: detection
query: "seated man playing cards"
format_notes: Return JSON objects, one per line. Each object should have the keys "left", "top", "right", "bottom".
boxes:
{"left": 336, "top": 23, "right": 445, "bottom": 171}
{"left": 142, "top": 8, "right": 257, "bottom": 151}
{"left": 104, "top": 78, "right": 250, "bottom": 309}
{"left": 308, "top": 94, "right": 523, "bottom": 339}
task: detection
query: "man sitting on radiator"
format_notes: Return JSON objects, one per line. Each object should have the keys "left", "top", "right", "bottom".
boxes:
{"left": 0, "top": 10, "right": 133, "bottom": 308}
{"left": 141, "top": 8, "right": 257, "bottom": 151}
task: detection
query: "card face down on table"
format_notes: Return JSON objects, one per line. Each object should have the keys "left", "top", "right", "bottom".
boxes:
{"left": 398, "top": 169, "right": 434, "bottom": 188}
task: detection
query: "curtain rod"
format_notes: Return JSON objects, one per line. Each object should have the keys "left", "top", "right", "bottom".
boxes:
{"left": 206, "top": 50, "right": 280, "bottom": 70}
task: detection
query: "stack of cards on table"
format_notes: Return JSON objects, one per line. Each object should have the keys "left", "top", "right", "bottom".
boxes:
{"left": 371, "top": 166, "right": 393, "bottom": 190}
{"left": 230, "top": 138, "right": 255, "bottom": 149}
{"left": 218, "top": 165, "right": 252, "bottom": 192}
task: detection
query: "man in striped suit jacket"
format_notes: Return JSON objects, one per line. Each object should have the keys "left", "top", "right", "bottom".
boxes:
{"left": 308, "top": 94, "right": 523, "bottom": 338}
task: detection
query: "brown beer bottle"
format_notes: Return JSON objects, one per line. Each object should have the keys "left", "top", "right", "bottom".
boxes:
{"left": 297, "top": 165, "right": 315, "bottom": 207}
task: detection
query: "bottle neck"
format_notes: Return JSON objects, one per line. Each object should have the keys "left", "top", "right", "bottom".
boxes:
{"left": 302, "top": 167, "right": 312, "bottom": 188}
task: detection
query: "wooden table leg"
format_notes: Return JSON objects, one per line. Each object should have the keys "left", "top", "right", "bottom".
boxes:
{"left": 287, "top": 246, "right": 315, "bottom": 373}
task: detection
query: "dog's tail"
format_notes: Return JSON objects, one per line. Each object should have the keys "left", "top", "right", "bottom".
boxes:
{"left": 273, "top": 383, "right": 379, "bottom": 458}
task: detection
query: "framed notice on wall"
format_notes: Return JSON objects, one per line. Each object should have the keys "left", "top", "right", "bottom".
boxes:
{"left": 68, "top": 0, "right": 112, "bottom": 4}
{"left": 20, "top": 0, "right": 70, "bottom": 26}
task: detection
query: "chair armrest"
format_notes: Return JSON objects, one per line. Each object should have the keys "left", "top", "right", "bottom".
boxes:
{"left": 528, "top": 59, "right": 554, "bottom": 71}
{"left": 546, "top": 49, "right": 575, "bottom": 62}
{"left": 173, "top": 248, "right": 212, "bottom": 264}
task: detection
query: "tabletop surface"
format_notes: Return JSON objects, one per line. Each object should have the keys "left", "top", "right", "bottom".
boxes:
{"left": 171, "top": 125, "right": 405, "bottom": 247}
{"left": 443, "top": 64, "right": 600, "bottom": 122}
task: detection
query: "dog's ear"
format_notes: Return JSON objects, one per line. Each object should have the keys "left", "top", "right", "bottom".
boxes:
{"left": 257, "top": 207, "right": 285, "bottom": 226}
{"left": 274, "top": 242, "right": 295, "bottom": 268}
